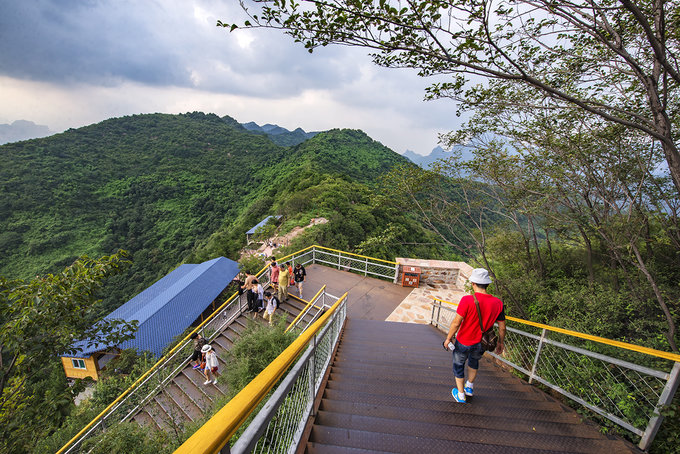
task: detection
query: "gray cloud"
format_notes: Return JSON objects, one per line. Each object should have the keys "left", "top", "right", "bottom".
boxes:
{"left": 0, "top": 0, "right": 361, "bottom": 96}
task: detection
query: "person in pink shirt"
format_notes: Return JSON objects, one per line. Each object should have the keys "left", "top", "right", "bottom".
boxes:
{"left": 270, "top": 261, "right": 280, "bottom": 292}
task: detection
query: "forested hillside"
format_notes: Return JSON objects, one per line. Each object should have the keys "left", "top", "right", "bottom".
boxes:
{"left": 0, "top": 112, "right": 442, "bottom": 317}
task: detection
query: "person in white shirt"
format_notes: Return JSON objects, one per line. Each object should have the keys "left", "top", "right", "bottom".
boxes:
{"left": 263, "top": 291, "right": 280, "bottom": 325}
{"left": 201, "top": 344, "right": 221, "bottom": 385}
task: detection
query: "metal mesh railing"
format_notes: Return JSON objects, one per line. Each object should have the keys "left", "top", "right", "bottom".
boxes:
{"left": 430, "top": 299, "right": 680, "bottom": 450}
{"left": 309, "top": 246, "right": 397, "bottom": 281}
{"left": 231, "top": 293, "right": 345, "bottom": 453}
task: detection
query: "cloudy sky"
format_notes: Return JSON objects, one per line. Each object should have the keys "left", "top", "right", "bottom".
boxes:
{"left": 0, "top": 0, "right": 461, "bottom": 155}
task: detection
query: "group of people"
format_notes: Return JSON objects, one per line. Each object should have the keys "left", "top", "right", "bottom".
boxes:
{"left": 238, "top": 258, "right": 307, "bottom": 325}
{"left": 189, "top": 262, "right": 503, "bottom": 404}
{"left": 189, "top": 333, "right": 221, "bottom": 385}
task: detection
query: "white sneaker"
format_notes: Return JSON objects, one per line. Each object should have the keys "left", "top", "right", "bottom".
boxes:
{"left": 203, "top": 380, "right": 211, "bottom": 385}
{"left": 212, "top": 379, "right": 218, "bottom": 384}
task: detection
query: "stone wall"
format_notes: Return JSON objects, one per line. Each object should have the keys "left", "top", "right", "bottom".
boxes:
{"left": 395, "top": 257, "right": 473, "bottom": 289}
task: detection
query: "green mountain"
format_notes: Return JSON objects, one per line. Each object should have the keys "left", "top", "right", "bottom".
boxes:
{"left": 0, "top": 112, "right": 435, "bottom": 314}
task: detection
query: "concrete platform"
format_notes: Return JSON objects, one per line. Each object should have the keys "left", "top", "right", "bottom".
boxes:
{"left": 301, "top": 264, "right": 413, "bottom": 320}
{"left": 300, "top": 264, "right": 467, "bottom": 323}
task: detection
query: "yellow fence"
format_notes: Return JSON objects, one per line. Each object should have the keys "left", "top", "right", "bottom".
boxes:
{"left": 175, "top": 292, "right": 348, "bottom": 454}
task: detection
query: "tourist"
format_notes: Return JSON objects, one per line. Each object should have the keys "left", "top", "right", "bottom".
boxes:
{"left": 293, "top": 263, "right": 306, "bottom": 298}
{"left": 201, "top": 344, "right": 220, "bottom": 385}
{"left": 189, "top": 333, "right": 206, "bottom": 370}
{"left": 270, "top": 261, "right": 280, "bottom": 292}
{"left": 443, "top": 268, "right": 506, "bottom": 403}
{"left": 263, "top": 291, "right": 280, "bottom": 325}
{"left": 278, "top": 263, "right": 290, "bottom": 302}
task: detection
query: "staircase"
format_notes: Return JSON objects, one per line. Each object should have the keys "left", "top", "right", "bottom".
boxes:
{"left": 303, "top": 318, "right": 640, "bottom": 453}
{"left": 130, "top": 294, "right": 317, "bottom": 432}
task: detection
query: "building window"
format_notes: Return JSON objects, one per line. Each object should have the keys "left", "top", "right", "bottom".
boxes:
{"left": 71, "top": 359, "right": 86, "bottom": 370}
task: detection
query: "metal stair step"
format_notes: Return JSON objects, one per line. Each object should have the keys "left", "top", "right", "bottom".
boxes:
{"left": 330, "top": 356, "right": 534, "bottom": 389}
{"left": 305, "top": 441, "right": 396, "bottom": 453}
{"left": 313, "top": 410, "right": 631, "bottom": 453}
{"left": 309, "top": 425, "right": 564, "bottom": 454}
{"left": 182, "top": 366, "right": 223, "bottom": 401}
{"left": 132, "top": 409, "right": 161, "bottom": 431}
{"left": 144, "top": 399, "right": 175, "bottom": 433}
{"left": 318, "top": 399, "right": 589, "bottom": 434}
{"left": 154, "top": 391, "right": 189, "bottom": 430}
{"left": 321, "top": 389, "right": 574, "bottom": 423}
{"left": 174, "top": 372, "right": 212, "bottom": 411}
{"left": 325, "top": 377, "right": 553, "bottom": 405}
{"left": 164, "top": 382, "right": 203, "bottom": 422}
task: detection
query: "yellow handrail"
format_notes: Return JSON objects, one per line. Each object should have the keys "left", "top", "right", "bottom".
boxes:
{"left": 434, "top": 297, "right": 680, "bottom": 363}
{"left": 174, "top": 292, "right": 349, "bottom": 454}
{"left": 57, "top": 289, "right": 241, "bottom": 454}
{"left": 311, "top": 244, "right": 397, "bottom": 265}
{"left": 285, "top": 285, "right": 326, "bottom": 333}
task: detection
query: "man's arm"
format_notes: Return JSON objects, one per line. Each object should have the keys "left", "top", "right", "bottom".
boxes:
{"left": 444, "top": 313, "right": 464, "bottom": 349}
{"left": 495, "top": 320, "right": 506, "bottom": 354}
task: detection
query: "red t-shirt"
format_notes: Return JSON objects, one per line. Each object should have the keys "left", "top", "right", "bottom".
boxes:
{"left": 456, "top": 293, "right": 505, "bottom": 346}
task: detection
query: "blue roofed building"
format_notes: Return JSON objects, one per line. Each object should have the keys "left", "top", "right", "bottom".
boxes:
{"left": 246, "top": 215, "right": 282, "bottom": 244}
{"left": 61, "top": 256, "right": 240, "bottom": 380}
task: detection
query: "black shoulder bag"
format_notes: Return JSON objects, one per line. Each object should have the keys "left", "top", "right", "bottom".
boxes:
{"left": 473, "top": 293, "right": 499, "bottom": 352}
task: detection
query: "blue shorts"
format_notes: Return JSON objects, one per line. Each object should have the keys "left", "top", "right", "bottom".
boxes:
{"left": 452, "top": 339, "right": 483, "bottom": 378}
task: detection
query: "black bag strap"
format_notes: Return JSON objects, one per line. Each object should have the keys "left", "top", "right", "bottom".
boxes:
{"left": 472, "top": 292, "right": 487, "bottom": 333}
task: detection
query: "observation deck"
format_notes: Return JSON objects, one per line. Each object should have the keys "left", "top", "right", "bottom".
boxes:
{"left": 61, "top": 246, "right": 676, "bottom": 453}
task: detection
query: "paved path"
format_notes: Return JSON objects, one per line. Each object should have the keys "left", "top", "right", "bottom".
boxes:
{"left": 303, "top": 263, "right": 467, "bottom": 324}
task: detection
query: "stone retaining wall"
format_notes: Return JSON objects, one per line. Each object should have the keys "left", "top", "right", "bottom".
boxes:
{"left": 395, "top": 257, "right": 473, "bottom": 289}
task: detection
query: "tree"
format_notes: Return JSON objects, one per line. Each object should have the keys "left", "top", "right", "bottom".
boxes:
{"left": 224, "top": 0, "right": 680, "bottom": 194}
{"left": 0, "top": 251, "right": 137, "bottom": 453}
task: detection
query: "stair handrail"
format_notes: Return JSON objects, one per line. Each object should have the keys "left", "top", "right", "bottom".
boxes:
{"left": 431, "top": 298, "right": 680, "bottom": 450}
{"left": 285, "top": 285, "right": 326, "bottom": 333}
{"left": 175, "top": 291, "right": 349, "bottom": 454}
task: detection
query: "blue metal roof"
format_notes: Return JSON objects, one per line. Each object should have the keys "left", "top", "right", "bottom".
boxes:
{"left": 66, "top": 256, "right": 240, "bottom": 358}
{"left": 246, "top": 215, "right": 282, "bottom": 235}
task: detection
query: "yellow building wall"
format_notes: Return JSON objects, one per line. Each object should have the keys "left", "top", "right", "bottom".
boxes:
{"left": 61, "top": 356, "right": 99, "bottom": 380}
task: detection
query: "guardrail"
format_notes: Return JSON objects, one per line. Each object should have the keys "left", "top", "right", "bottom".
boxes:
{"left": 175, "top": 291, "right": 348, "bottom": 454}
{"left": 431, "top": 299, "right": 680, "bottom": 451}
{"left": 58, "top": 245, "right": 392, "bottom": 453}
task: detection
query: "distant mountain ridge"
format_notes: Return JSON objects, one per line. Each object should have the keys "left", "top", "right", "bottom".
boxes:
{"left": 0, "top": 119, "right": 53, "bottom": 145}
{"left": 240, "top": 121, "right": 321, "bottom": 147}
{"left": 402, "top": 145, "right": 472, "bottom": 169}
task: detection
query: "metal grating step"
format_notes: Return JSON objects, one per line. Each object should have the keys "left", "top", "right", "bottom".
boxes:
{"left": 313, "top": 410, "right": 633, "bottom": 453}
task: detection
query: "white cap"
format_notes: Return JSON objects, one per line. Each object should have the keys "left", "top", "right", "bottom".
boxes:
{"left": 469, "top": 268, "right": 492, "bottom": 285}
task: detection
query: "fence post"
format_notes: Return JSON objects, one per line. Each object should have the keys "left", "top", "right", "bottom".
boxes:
{"left": 430, "top": 300, "right": 436, "bottom": 327}
{"left": 309, "top": 333, "right": 317, "bottom": 417}
{"left": 364, "top": 258, "right": 368, "bottom": 276}
{"left": 639, "top": 362, "right": 680, "bottom": 450}
{"left": 313, "top": 247, "right": 316, "bottom": 264}
{"left": 338, "top": 252, "right": 342, "bottom": 270}
{"left": 529, "top": 328, "right": 547, "bottom": 384}
{"left": 393, "top": 263, "right": 399, "bottom": 284}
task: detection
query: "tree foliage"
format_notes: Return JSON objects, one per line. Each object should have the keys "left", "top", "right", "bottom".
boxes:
{"left": 227, "top": 0, "right": 680, "bottom": 194}
{"left": 0, "top": 252, "right": 137, "bottom": 453}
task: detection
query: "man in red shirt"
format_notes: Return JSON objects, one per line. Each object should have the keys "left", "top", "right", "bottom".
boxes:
{"left": 443, "top": 268, "right": 506, "bottom": 403}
